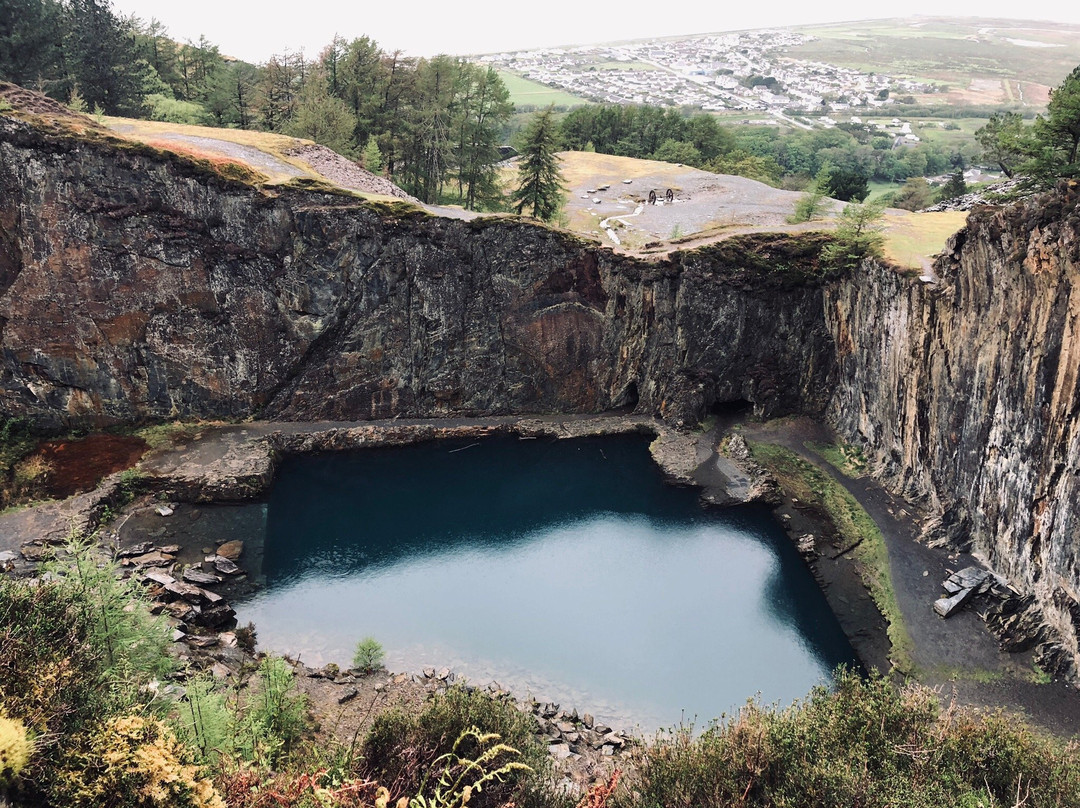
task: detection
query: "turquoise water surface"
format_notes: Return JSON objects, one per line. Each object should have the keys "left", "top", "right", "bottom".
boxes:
{"left": 234, "top": 435, "right": 857, "bottom": 731}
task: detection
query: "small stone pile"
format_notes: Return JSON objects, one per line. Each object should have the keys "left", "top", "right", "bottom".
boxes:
{"left": 530, "top": 701, "right": 631, "bottom": 761}
{"left": 933, "top": 565, "right": 1013, "bottom": 618}
{"left": 922, "top": 179, "right": 1026, "bottom": 212}
{"left": 114, "top": 527, "right": 248, "bottom": 666}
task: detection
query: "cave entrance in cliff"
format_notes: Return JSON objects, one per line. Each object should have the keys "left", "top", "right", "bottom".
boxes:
{"left": 708, "top": 398, "right": 754, "bottom": 423}
{"left": 182, "top": 434, "right": 857, "bottom": 733}
{"left": 615, "top": 381, "right": 639, "bottom": 413}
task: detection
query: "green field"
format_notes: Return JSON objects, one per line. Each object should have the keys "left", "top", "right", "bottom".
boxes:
{"left": 866, "top": 180, "right": 901, "bottom": 203}
{"left": 787, "top": 18, "right": 1080, "bottom": 96}
{"left": 496, "top": 70, "right": 591, "bottom": 108}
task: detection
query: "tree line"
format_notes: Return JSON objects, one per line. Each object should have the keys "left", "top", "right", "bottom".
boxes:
{"left": 0, "top": 0, "right": 513, "bottom": 208}
{"left": 976, "top": 65, "right": 1080, "bottom": 186}
{"left": 555, "top": 103, "right": 979, "bottom": 193}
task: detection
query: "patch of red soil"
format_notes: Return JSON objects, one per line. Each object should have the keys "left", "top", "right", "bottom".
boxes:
{"left": 36, "top": 434, "right": 149, "bottom": 498}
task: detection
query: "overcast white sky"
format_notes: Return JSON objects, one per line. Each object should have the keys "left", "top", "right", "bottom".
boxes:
{"left": 109, "top": 1, "right": 1080, "bottom": 62}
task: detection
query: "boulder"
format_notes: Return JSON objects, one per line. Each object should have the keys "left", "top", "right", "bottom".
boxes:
{"left": 195, "top": 603, "right": 236, "bottom": 629}
{"left": 934, "top": 587, "right": 975, "bottom": 618}
{"left": 944, "top": 566, "right": 991, "bottom": 593}
{"left": 216, "top": 540, "right": 244, "bottom": 560}
{"left": 549, "top": 743, "right": 572, "bottom": 760}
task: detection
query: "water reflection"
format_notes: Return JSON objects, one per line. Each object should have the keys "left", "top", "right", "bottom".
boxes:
{"left": 236, "top": 435, "right": 857, "bottom": 731}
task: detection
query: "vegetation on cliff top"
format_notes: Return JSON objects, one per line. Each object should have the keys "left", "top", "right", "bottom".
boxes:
{"left": 623, "top": 670, "right": 1080, "bottom": 808}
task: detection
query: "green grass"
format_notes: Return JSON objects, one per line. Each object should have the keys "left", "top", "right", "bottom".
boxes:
{"left": 747, "top": 441, "right": 914, "bottom": 674}
{"left": 127, "top": 421, "right": 207, "bottom": 451}
{"left": 496, "top": 70, "right": 591, "bottom": 108}
{"left": 806, "top": 439, "right": 868, "bottom": 478}
{"left": 883, "top": 210, "right": 969, "bottom": 269}
{"left": 865, "top": 180, "right": 901, "bottom": 203}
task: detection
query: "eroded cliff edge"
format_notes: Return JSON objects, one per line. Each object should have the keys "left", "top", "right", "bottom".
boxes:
{"left": 828, "top": 187, "right": 1080, "bottom": 678}
{"left": 3, "top": 114, "right": 1080, "bottom": 678}
{"left": 0, "top": 116, "right": 835, "bottom": 429}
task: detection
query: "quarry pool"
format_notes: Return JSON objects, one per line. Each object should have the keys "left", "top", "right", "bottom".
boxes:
{"left": 232, "top": 435, "right": 858, "bottom": 731}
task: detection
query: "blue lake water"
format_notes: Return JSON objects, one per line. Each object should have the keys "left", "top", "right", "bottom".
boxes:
{"left": 233, "top": 435, "right": 857, "bottom": 731}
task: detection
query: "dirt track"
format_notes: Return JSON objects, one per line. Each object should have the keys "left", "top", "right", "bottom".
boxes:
{"left": 738, "top": 416, "right": 1080, "bottom": 738}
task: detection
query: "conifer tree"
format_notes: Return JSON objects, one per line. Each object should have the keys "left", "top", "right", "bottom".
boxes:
{"left": 512, "top": 106, "right": 565, "bottom": 221}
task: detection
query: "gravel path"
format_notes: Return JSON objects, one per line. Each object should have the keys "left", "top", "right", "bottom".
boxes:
{"left": 137, "top": 132, "right": 305, "bottom": 178}
{"left": 739, "top": 416, "right": 1080, "bottom": 738}
{"left": 565, "top": 163, "right": 843, "bottom": 251}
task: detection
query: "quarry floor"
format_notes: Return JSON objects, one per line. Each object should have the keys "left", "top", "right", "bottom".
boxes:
{"left": 2, "top": 413, "right": 1079, "bottom": 740}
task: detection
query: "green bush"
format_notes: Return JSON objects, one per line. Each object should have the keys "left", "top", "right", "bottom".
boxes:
{"left": 173, "top": 676, "right": 233, "bottom": 765}
{"left": 0, "top": 539, "right": 176, "bottom": 803}
{"left": 242, "top": 655, "right": 308, "bottom": 766}
{"left": 144, "top": 94, "right": 210, "bottom": 125}
{"left": 352, "top": 636, "right": 385, "bottom": 673}
{"left": 363, "top": 686, "right": 552, "bottom": 808}
{"left": 625, "top": 670, "right": 1080, "bottom": 808}
{"left": 45, "top": 539, "right": 175, "bottom": 686}
{"left": 820, "top": 199, "right": 886, "bottom": 269}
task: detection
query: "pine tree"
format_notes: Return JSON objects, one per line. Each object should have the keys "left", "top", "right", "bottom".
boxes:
{"left": 362, "top": 134, "right": 383, "bottom": 173}
{"left": 285, "top": 76, "right": 356, "bottom": 156}
{"left": 0, "top": 0, "right": 62, "bottom": 88}
{"left": 512, "top": 106, "right": 565, "bottom": 222}
{"left": 62, "top": 0, "right": 143, "bottom": 115}
{"left": 1029, "top": 65, "right": 1080, "bottom": 181}
{"left": 975, "top": 111, "right": 1025, "bottom": 178}
{"left": 454, "top": 65, "right": 512, "bottom": 210}
{"left": 938, "top": 169, "right": 967, "bottom": 202}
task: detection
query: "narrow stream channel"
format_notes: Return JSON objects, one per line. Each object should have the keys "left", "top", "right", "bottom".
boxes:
{"left": 225, "top": 435, "right": 857, "bottom": 732}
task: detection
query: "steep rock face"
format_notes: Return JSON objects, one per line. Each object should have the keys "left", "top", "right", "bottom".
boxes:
{"left": 828, "top": 187, "right": 1080, "bottom": 675}
{"left": 9, "top": 114, "right": 1080, "bottom": 676}
{"left": 0, "top": 117, "right": 835, "bottom": 428}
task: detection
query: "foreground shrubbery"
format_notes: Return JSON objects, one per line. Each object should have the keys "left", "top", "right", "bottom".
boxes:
{"left": 0, "top": 540, "right": 178, "bottom": 804}
{"left": 624, "top": 670, "right": 1080, "bottom": 808}
{"left": 363, "top": 686, "right": 556, "bottom": 808}
{"left": 3, "top": 542, "right": 1080, "bottom": 808}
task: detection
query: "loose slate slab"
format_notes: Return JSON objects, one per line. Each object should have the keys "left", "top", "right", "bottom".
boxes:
{"left": 142, "top": 570, "right": 176, "bottom": 587}
{"left": 934, "top": 586, "right": 975, "bottom": 618}
{"left": 123, "top": 550, "right": 176, "bottom": 568}
{"left": 209, "top": 555, "right": 241, "bottom": 575}
{"left": 182, "top": 568, "right": 223, "bottom": 586}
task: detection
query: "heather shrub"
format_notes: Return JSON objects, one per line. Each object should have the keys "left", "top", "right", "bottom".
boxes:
{"left": 54, "top": 714, "right": 224, "bottom": 808}
{"left": 625, "top": 670, "right": 1080, "bottom": 808}
{"left": 363, "top": 685, "right": 550, "bottom": 808}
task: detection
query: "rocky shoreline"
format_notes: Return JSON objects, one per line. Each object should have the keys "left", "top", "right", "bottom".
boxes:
{"left": 3, "top": 412, "right": 1074, "bottom": 783}
{"left": 0, "top": 414, "right": 777, "bottom": 787}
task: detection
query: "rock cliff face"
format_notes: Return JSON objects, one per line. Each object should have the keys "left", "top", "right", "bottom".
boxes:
{"left": 3, "top": 114, "right": 1080, "bottom": 677}
{"left": 828, "top": 187, "right": 1080, "bottom": 676}
{"left": 0, "top": 116, "right": 835, "bottom": 429}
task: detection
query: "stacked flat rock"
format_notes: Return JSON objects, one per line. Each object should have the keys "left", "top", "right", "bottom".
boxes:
{"left": 934, "top": 566, "right": 1012, "bottom": 618}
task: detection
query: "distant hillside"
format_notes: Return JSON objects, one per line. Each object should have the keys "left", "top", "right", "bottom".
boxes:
{"left": 786, "top": 17, "right": 1080, "bottom": 106}
{"left": 483, "top": 16, "right": 1080, "bottom": 113}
